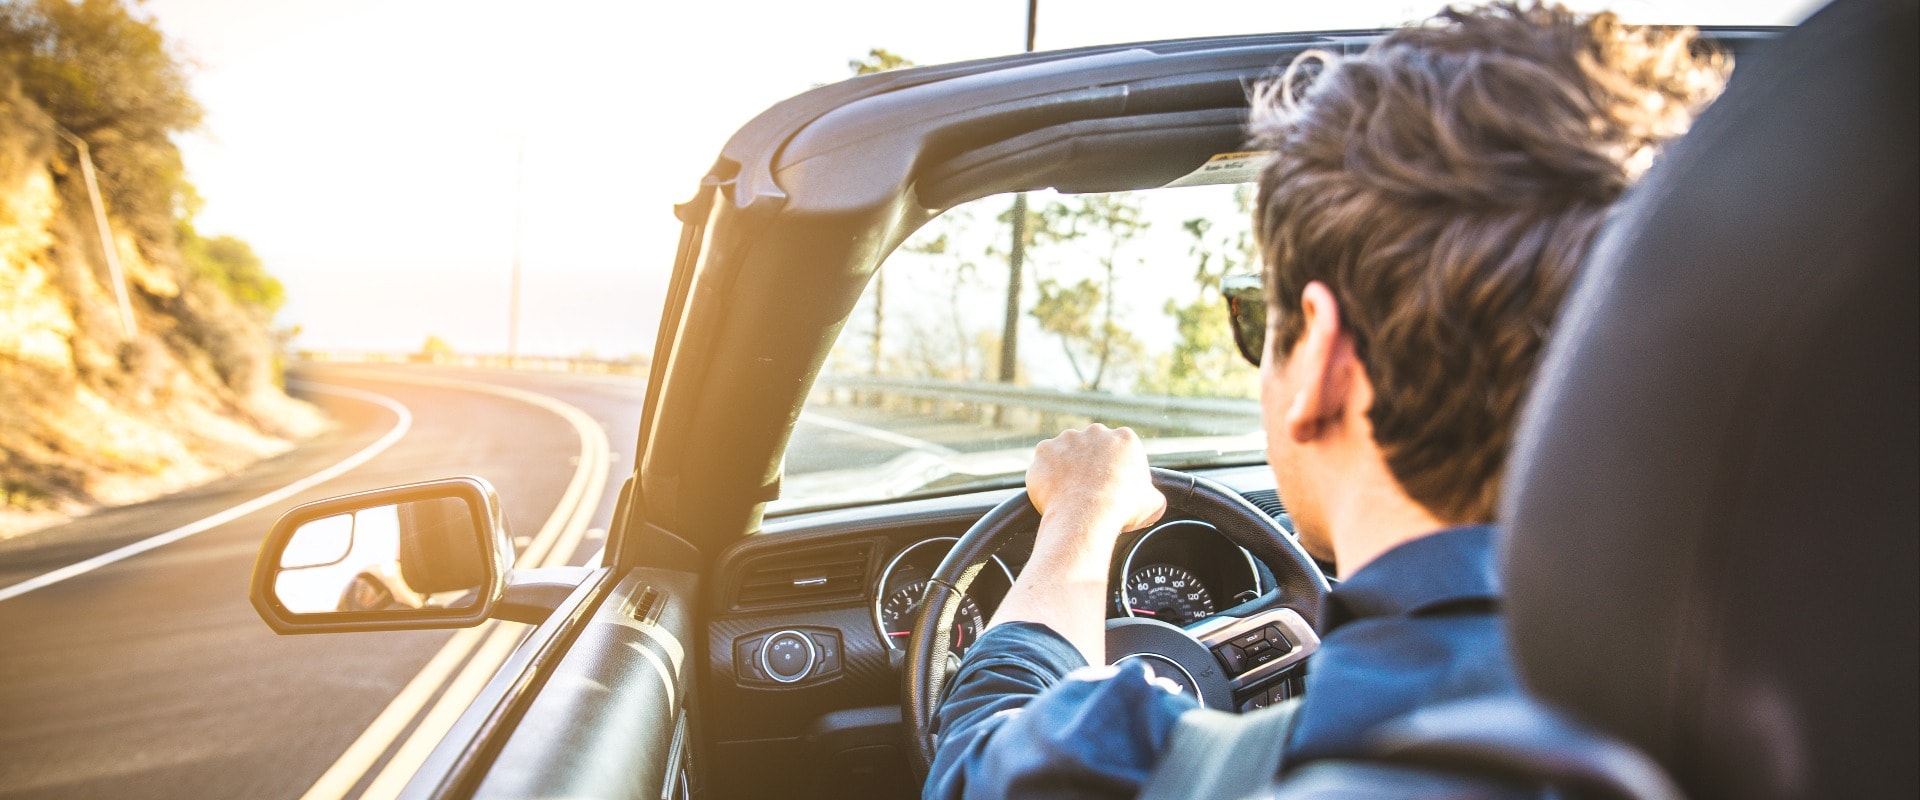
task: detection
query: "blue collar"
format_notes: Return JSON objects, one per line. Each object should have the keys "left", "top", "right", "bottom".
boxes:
{"left": 1322, "top": 524, "right": 1502, "bottom": 631}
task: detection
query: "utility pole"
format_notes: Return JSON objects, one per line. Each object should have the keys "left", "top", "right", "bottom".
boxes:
{"left": 508, "top": 141, "right": 524, "bottom": 365}
{"left": 870, "top": 270, "right": 885, "bottom": 376}
{"left": 51, "top": 124, "right": 137, "bottom": 340}
{"left": 999, "top": 194, "right": 1026, "bottom": 384}
{"left": 996, "top": 0, "right": 1038, "bottom": 388}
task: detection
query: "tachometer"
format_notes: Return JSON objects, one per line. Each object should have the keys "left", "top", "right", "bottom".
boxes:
{"left": 1122, "top": 564, "right": 1215, "bottom": 626}
{"left": 880, "top": 581, "right": 987, "bottom": 655}
{"left": 874, "top": 537, "right": 1012, "bottom": 656}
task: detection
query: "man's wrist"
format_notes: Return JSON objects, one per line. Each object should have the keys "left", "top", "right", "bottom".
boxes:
{"left": 1038, "top": 493, "right": 1133, "bottom": 540}
{"left": 1031, "top": 509, "right": 1122, "bottom": 574}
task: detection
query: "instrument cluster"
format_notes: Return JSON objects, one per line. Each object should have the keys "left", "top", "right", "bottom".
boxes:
{"left": 871, "top": 520, "right": 1265, "bottom": 653}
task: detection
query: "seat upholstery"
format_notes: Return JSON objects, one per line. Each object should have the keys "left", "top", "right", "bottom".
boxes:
{"left": 1498, "top": 0, "right": 1918, "bottom": 797}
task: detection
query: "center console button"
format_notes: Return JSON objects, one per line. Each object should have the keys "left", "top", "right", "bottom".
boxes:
{"left": 735, "top": 636, "right": 768, "bottom": 681}
{"left": 761, "top": 630, "right": 817, "bottom": 683}
{"left": 810, "top": 631, "right": 843, "bottom": 676}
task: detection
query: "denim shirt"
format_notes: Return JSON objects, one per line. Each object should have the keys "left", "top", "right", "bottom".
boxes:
{"left": 925, "top": 525, "right": 1515, "bottom": 800}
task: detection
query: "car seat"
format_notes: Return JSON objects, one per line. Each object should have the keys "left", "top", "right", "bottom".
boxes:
{"left": 1262, "top": 0, "right": 1919, "bottom": 797}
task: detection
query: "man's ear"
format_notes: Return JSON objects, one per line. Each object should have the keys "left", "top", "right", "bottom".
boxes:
{"left": 1282, "top": 282, "right": 1360, "bottom": 442}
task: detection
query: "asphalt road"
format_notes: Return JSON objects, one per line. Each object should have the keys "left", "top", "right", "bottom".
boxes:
{"left": 0, "top": 364, "right": 644, "bottom": 799}
{"left": 0, "top": 363, "right": 958, "bottom": 799}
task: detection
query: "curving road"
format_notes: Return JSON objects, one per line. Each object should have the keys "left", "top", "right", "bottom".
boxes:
{"left": 0, "top": 361, "right": 962, "bottom": 799}
{"left": 0, "top": 364, "right": 638, "bottom": 799}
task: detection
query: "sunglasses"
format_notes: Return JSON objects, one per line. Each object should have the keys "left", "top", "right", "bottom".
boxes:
{"left": 1221, "top": 274, "right": 1267, "bottom": 366}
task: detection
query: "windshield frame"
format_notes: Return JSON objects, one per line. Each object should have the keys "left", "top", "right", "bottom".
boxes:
{"left": 620, "top": 28, "right": 1785, "bottom": 561}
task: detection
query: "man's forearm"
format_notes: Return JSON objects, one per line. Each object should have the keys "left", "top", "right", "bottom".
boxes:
{"left": 987, "top": 502, "right": 1122, "bottom": 666}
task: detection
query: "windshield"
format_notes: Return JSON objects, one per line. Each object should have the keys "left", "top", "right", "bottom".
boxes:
{"left": 775, "top": 183, "right": 1265, "bottom": 514}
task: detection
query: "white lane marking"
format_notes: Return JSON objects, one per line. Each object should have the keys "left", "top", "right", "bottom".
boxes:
{"left": 296, "top": 368, "right": 611, "bottom": 800}
{"left": 798, "top": 410, "right": 959, "bottom": 456}
{"left": 0, "top": 383, "right": 412, "bottom": 604}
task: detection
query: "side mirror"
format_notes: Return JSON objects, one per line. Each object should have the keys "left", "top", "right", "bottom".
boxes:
{"left": 250, "top": 476, "right": 511, "bottom": 634}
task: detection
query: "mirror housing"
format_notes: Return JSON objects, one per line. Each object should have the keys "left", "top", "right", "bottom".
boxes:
{"left": 250, "top": 476, "right": 512, "bottom": 634}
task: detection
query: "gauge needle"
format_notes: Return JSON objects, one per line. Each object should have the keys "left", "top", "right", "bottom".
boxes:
{"left": 886, "top": 631, "right": 912, "bottom": 637}
{"left": 1131, "top": 608, "right": 1158, "bottom": 616}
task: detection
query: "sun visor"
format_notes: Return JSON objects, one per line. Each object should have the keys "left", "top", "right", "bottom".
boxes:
{"left": 1161, "top": 150, "right": 1272, "bottom": 188}
{"left": 915, "top": 108, "right": 1250, "bottom": 209}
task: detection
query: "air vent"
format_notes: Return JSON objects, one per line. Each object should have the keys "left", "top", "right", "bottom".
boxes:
{"left": 630, "top": 585, "right": 664, "bottom": 626}
{"left": 1242, "top": 489, "right": 1287, "bottom": 520}
{"left": 732, "top": 542, "right": 872, "bottom": 610}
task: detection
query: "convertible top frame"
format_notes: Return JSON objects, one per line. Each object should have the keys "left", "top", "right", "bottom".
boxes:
{"left": 612, "top": 27, "right": 1782, "bottom": 571}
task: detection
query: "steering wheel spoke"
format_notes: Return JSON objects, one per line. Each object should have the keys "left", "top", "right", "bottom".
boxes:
{"left": 1189, "top": 602, "right": 1320, "bottom": 691}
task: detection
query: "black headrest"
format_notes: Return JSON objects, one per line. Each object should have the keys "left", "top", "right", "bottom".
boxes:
{"left": 1498, "top": 1, "right": 1918, "bottom": 798}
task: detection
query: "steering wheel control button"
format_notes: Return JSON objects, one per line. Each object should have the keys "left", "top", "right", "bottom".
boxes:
{"left": 1262, "top": 626, "right": 1292, "bottom": 648}
{"left": 1214, "top": 644, "right": 1247, "bottom": 674}
{"left": 809, "top": 631, "right": 843, "bottom": 677}
{"left": 1230, "top": 630, "right": 1268, "bottom": 650}
{"left": 761, "top": 630, "right": 817, "bottom": 683}
{"left": 1240, "top": 691, "right": 1273, "bottom": 712}
{"left": 1248, "top": 646, "right": 1284, "bottom": 668}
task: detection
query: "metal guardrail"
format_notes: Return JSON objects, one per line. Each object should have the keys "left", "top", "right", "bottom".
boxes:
{"left": 814, "top": 374, "right": 1260, "bottom": 435}
{"left": 293, "top": 354, "right": 1256, "bottom": 435}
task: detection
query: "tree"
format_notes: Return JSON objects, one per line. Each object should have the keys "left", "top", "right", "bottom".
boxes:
{"left": 898, "top": 219, "right": 984, "bottom": 380}
{"left": 1026, "top": 194, "right": 1148, "bottom": 392}
{"left": 1148, "top": 185, "right": 1259, "bottom": 398}
{"left": 177, "top": 220, "right": 282, "bottom": 319}
{"left": 848, "top": 47, "right": 913, "bottom": 76}
{"left": 418, "top": 335, "right": 454, "bottom": 360}
{"left": 843, "top": 48, "right": 915, "bottom": 374}
{"left": 0, "top": 0, "right": 201, "bottom": 241}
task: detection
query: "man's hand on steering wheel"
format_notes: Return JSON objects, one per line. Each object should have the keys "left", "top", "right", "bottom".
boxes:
{"left": 903, "top": 429, "right": 1329, "bottom": 777}
{"left": 1027, "top": 424, "right": 1168, "bottom": 531}
{"left": 993, "top": 424, "right": 1168, "bottom": 666}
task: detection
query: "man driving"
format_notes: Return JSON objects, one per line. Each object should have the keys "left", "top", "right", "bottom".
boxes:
{"left": 925, "top": 3, "right": 1728, "bottom": 798}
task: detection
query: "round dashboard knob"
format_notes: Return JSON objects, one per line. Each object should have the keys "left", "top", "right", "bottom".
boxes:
{"left": 760, "top": 630, "right": 817, "bottom": 683}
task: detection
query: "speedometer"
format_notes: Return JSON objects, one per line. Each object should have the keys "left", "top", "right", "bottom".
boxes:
{"left": 1123, "top": 564, "right": 1216, "bottom": 626}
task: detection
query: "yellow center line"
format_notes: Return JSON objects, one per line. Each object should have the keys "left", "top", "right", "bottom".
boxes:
{"left": 294, "top": 368, "right": 613, "bottom": 800}
{"left": 356, "top": 622, "right": 529, "bottom": 800}
{"left": 295, "top": 624, "right": 488, "bottom": 800}
{"left": 355, "top": 387, "right": 612, "bottom": 798}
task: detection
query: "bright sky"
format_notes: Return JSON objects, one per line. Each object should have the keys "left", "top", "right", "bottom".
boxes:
{"left": 144, "top": 0, "right": 1821, "bottom": 358}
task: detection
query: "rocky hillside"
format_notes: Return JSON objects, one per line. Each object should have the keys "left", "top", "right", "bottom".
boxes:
{"left": 1, "top": 4, "right": 323, "bottom": 538}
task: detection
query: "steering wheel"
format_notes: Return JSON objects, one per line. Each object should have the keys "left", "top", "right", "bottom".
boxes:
{"left": 902, "top": 467, "right": 1332, "bottom": 777}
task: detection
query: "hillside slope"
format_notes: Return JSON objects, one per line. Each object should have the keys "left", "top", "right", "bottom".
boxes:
{"left": 2, "top": 66, "right": 323, "bottom": 538}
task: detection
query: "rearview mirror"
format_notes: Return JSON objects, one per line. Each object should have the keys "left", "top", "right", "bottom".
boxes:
{"left": 250, "top": 476, "right": 511, "bottom": 634}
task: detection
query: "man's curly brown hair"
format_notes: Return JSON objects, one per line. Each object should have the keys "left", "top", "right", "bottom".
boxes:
{"left": 1251, "top": 2, "right": 1727, "bottom": 523}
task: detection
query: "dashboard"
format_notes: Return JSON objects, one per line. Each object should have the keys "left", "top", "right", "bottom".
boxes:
{"left": 701, "top": 465, "right": 1299, "bottom": 797}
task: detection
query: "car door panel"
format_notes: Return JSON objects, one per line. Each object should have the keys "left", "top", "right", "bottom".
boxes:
{"left": 461, "top": 568, "right": 697, "bottom": 799}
